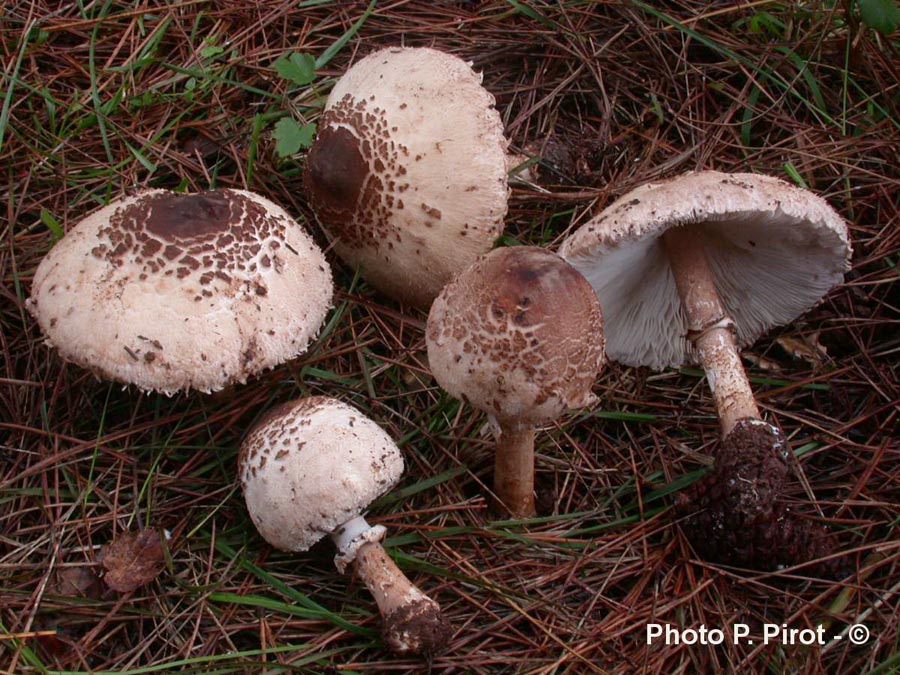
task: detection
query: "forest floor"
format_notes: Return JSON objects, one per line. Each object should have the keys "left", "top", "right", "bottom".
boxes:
{"left": 1, "top": 1, "right": 898, "bottom": 673}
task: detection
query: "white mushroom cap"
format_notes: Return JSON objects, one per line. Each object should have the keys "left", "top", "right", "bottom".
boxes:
{"left": 427, "top": 247, "right": 605, "bottom": 426}
{"left": 560, "top": 171, "right": 851, "bottom": 370}
{"left": 27, "top": 189, "right": 333, "bottom": 394}
{"left": 239, "top": 397, "right": 404, "bottom": 553}
{"left": 304, "top": 46, "right": 509, "bottom": 307}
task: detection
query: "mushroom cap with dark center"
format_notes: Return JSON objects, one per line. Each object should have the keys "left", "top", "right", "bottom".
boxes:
{"left": 560, "top": 171, "right": 851, "bottom": 370}
{"left": 426, "top": 246, "right": 605, "bottom": 426}
{"left": 27, "top": 188, "right": 333, "bottom": 394}
{"left": 239, "top": 397, "right": 404, "bottom": 552}
{"left": 304, "top": 46, "right": 510, "bottom": 307}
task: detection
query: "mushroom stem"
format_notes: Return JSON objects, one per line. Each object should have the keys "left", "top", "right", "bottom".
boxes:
{"left": 662, "top": 226, "right": 760, "bottom": 434}
{"left": 353, "top": 541, "right": 449, "bottom": 655}
{"left": 494, "top": 422, "right": 536, "bottom": 518}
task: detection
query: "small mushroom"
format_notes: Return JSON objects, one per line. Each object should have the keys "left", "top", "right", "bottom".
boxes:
{"left": 239, "top": 397, "right": 449, "bottom": 656}
{"left": 560, "top": 171, "right": 851, "bottom": 570}
{"left": 304, "top": 47, "right": 510, "bottom": 307}
{"left": 27, "top": 189, "right": 333, "bottom": 394}
{"left": 426, "top": 247, "right": 606, "bottom": 518}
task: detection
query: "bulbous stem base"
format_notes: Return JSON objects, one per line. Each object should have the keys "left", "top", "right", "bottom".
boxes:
{"left": 353, "top": 541, "right": 450, "bottom": 656}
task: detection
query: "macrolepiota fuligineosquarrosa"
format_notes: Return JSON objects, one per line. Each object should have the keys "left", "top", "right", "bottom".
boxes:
{"left": 560, "top": 170, "right": 852, "bottom": 573}
{"left": 426, "top": 246, "right": 606, "bottom": 519}
{"left": 304, "top": 46, "right": 510, "bottom": 308}
{"left": 240, "top": 397, "right": 449, "bottom": 656}
{"left": 27, "top": 189, "right": 333, "bottom": 395}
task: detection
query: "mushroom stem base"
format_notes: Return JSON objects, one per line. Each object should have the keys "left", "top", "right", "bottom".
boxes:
{"left": 494, "top": 423, "right": 536, "bottom": 518}
{"left": 353, "top": 541, "right": 449, "bottom": 655}
{"left": 676, "top": 418, "right": 847, "bottom": 576}
{"left": 662, "top": 226, "right": 760, "bottom": 434}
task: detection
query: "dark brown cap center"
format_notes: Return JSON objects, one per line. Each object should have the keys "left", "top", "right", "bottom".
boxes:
{"left": 305, "top": 125, "right": 368, "bottom": 217}
{"left": 488, "top": 248, "right": 591, "bottom": 326}
{"left": 143, "top": 191, "right": 233, "bottom": 240}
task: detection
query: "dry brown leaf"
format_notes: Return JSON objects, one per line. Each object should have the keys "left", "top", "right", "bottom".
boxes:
{"left": 36, "top": 567, "right": 105, "bottom": 663}
{"left": 49, "top": 567, "right": 103, "bottom": 599}
{"left": 100, "top": 530, "right": 166, "bottom": 593}
{"left": 776, "top": 332, "right": 828, "bottom": 366}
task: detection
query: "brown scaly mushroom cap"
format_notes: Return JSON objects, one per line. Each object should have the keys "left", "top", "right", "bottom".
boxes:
{"left": 427, "top": 246, "right": 605, "bottom": 426}
{"left": 304, "top": 46, "right": 510, "bottom": 307}
{"left": 27, "top": 189, "right": 333, "bottom": 394}
{"left": 560, "top": 171, "right": 851, "bottom": 370}
{"left": 239, "top": 397, "right": 449, "bottom": 656}
{"left": 427, "top": 246, "right": 605, "bottom": 518}
{"left": 239, "top": 397, "right": 404, "bottom": 556}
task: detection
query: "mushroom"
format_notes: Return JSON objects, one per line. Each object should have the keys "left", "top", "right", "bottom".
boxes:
{"left": 304, "top": 46, "right": 510, "bottom": 307}
{"left": 426, "top": 246, "right": 605, "bottom": 518}
{"left": 27, "top": 189, "right": 333, "bottom": 394}
{"left": 560, "top": 171, "right": 851, "bottom": 570}
{"left": 239, "top": 397, "right": 449, "bottom": 655}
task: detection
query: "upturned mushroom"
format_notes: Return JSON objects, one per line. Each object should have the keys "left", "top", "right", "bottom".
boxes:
{"left": 426, "top": 246, "right": 605, "bottom": 518}
{"left": 27, "top": 189, "right": 333, "bottom": 394}
{"left": 239, "top": 397, "right": 449, "bottom": 655}
{"left": 560, "top": 171, "right": 851, "bottom": 570}
{"left": 304, "top": 46, "right": 510, "bottom": 307}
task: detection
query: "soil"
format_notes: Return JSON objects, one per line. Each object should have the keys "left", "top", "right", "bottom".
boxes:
{"left": 382, "top": 598, "right": 451, "bottom": 656}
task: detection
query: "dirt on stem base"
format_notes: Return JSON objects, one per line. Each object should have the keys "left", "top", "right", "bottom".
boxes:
{"left": 382, "top": 596, "right": 450, "bottom": 657}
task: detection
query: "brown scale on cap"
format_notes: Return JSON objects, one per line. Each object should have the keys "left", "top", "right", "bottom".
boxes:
{"left": 427, "top": 246, "right": 605, "bottom": 517}
{"left": 304, "top": 94, "right": 411, "bottom": 253}
{"left": 303, "top": 47, "right": 510, "bottom": 307}
{"left": 428, "top": 247, "right": 604, "bottom": 427}
{"left": 238, "top": 396, "right": 331, "bottom": 482}
{"left": 144, "top": 191, "right": 233, "bottom": 239}
{"left": 92, "top": 189, "right": 281, "bottom": 299}
{"left": 305, "top": 125, "right": 373, "bottom": 226}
